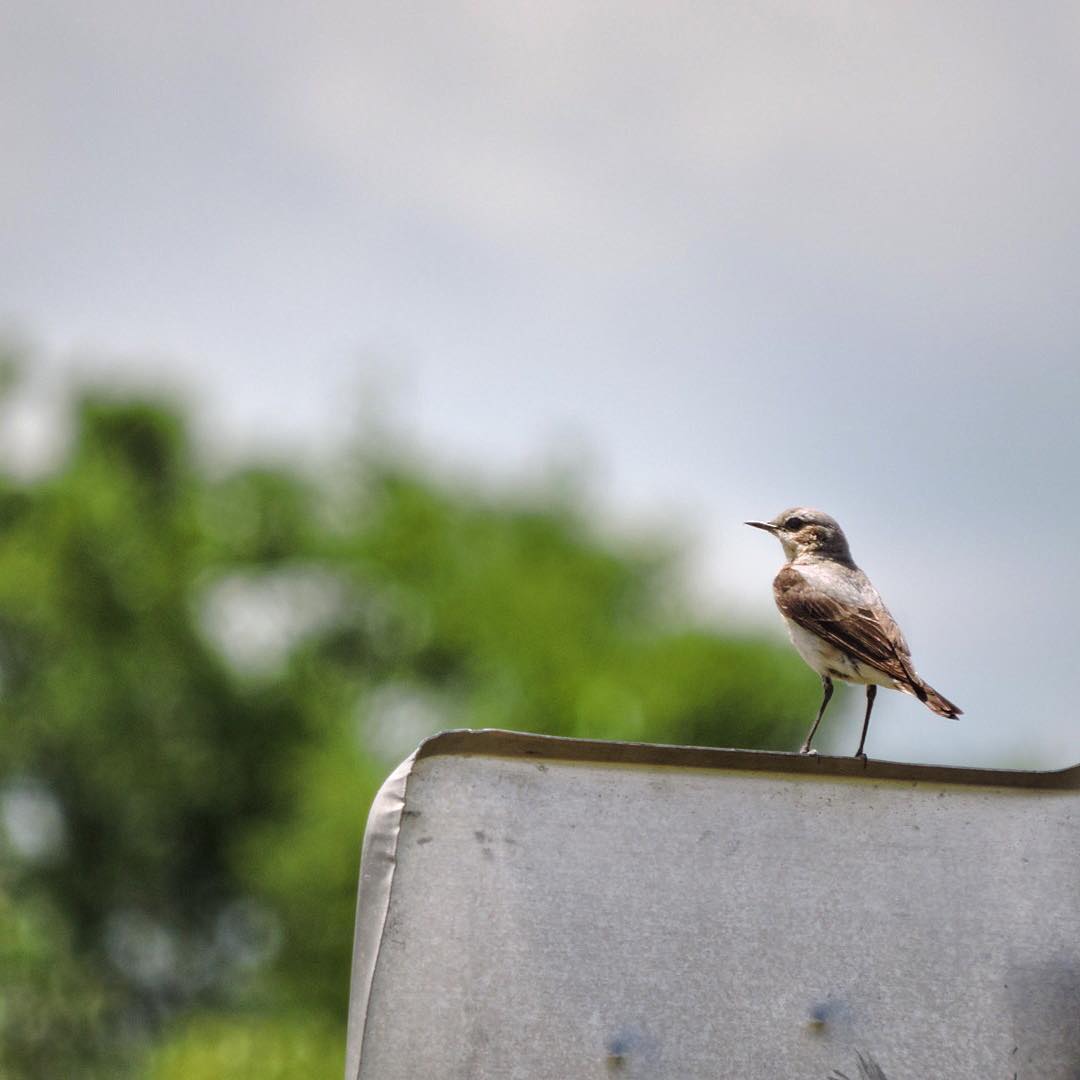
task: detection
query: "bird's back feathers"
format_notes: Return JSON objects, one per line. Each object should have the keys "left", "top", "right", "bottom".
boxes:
{"left": 773, "top": 562, "right": 962, "bottom": 718}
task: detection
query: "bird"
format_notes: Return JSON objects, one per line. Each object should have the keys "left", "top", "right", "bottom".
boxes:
{"left": 746, "top": 508, "right": 961, "bottom": 759}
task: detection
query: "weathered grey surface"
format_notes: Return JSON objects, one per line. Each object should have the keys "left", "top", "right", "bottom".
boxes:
{"left": 346, "top": 731, "right": 1080, "bottom": 1080}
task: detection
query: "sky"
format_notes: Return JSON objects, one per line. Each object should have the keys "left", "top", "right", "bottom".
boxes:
{"left": 3, "top": 1, "right": 1080, "bottom": 768}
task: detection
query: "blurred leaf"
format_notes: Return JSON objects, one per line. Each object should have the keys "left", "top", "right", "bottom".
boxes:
{"left": 144, "top": 1013, "right": 342, "bottom": 1080}
{"left": 0, "top": 890, "right": 121, "bottom": 1078}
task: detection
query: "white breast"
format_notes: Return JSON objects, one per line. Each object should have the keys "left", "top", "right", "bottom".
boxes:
{"left": 783, "top": 617, "right": 897, "bottom": 689}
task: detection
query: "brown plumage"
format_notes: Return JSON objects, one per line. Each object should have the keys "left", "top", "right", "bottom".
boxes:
{"left": 773, "top": 566, "right": 961, "bottom": 719}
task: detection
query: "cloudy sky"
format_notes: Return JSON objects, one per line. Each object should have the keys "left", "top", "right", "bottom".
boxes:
{"left": 4, "top": 1, "right": 1079, "bottom": 768}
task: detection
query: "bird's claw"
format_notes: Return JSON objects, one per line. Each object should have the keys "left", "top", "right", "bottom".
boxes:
{"left": 799, "top": 746, "right": 819, "bottom": 756}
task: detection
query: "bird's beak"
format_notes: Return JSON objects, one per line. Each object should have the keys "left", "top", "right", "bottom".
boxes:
{"left": 745, "top": 520, "right": 778, "bottom": 533}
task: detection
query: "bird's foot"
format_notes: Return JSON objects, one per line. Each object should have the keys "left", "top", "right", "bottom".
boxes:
{"left": 799, "top": 746, "right": 819, "bottom": 756}
{"left": 854, "top": 751, "right": 868, "bottom": 766}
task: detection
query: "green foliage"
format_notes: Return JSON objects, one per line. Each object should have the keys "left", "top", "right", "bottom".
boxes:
{"left": 0, "top": 891, "right": 119, "bottom": 1079}
{"left": 144, "top": 1013, "right": 342, "bottom": 1079}
{"left": 0, "top": 380, "right": 818, "bottom": 1076}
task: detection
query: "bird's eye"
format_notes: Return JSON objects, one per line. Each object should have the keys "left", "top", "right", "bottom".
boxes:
{"left": 784, "top": 516, "right": 805, "bottom": 531}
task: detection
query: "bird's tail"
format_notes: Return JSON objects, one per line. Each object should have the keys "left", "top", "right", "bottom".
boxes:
{"left": 906, "top": 678, "right": 962, "bottom": 718}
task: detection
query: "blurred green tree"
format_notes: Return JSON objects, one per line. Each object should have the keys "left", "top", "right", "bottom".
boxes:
{"left": 0, "top": 379, "right": 817, "bottom": 1076}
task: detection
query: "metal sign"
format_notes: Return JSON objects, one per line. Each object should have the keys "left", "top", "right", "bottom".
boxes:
{"left": 345, "top": 730, "right": 1080, "bottom": 1079}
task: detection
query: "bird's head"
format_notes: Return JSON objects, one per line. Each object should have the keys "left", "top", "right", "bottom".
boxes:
{"left": 745, "top": 507, "right": 854, "bottom": 564}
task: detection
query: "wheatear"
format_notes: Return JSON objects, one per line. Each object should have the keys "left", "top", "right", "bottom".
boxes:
{"left": 746, "top": 508, "right": 961, "bottom": 759}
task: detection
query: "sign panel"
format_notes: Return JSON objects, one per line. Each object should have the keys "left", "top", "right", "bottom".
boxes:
{"left": 346, "top": 731, "right": 1080, "bottom": 1079}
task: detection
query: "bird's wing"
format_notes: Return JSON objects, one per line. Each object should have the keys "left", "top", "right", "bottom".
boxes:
{"left": 773, "top": 565, "right": 918, "bottom": 685}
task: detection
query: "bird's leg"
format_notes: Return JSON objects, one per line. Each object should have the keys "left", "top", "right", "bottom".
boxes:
{"left": 855, "top": 685, "right": 876, "bottom": 761}
{"left": 800, "top": 675, "right": 833, "bottom": 755}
